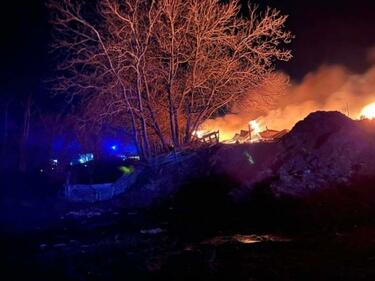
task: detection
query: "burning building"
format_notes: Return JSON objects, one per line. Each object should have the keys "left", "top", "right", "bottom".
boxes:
{"left": 258, "top": 128, "right": 289, "bottom": 142}
{"left": 231, "top": 130, "right": 251, "bottom": 143}
{"left": 225, "top": 121, "right": 288, "bottom": 144}
{"left": 194, "top": 119, "right": 289, "bottom": 145}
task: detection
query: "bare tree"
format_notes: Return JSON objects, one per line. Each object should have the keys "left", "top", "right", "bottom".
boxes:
{"left": 49, "top": 0, "right": 292, "bottom": 159}
{"left": 234, "top": 72, "right": 291, "bottom": 114}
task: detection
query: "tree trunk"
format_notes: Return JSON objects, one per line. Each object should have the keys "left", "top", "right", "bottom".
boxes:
{"left": 184, "top": 106, "right": 192, "bottom": 144}
{"left": 173, "top": 107, "right": 180, "bottom": 146}
{"left": 135, "top": 64, "right": 151, "bottom": 159}
{"left": 141, "top": 68, "right": 168, "bottom": 152}
{"left": 168, "top": 92, "right": 177, "bottom": 147}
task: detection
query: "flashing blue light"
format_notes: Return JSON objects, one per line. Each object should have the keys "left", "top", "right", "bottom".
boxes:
{"left": 111, "top": 145, "right": 118, "bottom": 151}
{"left": 80, "top": 153, "right": 94, "bottom": 163}
{"left": 70, "top": 153, "right": 94, "bottom": 166}
{"left": 49, "top": 159, "right": 59, "bottom": 166}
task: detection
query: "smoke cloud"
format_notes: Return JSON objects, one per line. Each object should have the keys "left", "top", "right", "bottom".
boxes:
{"left": 202, "top": 60, "right": 375, "bottom": 141}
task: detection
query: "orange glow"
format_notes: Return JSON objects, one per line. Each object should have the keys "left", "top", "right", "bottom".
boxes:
{"left": 249, "top": 120, "right": 261, "bottom": 134}
{"left": 360, "top": 102, "right": 375, "bottom": 120}
{"left": 192, "top": 130, "right": 207, "bottom": 138}
{"left": 201, "top": 63, "right": 375, "bottom": 139}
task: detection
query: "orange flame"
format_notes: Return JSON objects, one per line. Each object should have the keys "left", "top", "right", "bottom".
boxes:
{"left": 249, "top": 120, "right": 261, "bottom": 134}
{"left": 360, "top": 102, "right": 375, "bottom": 120}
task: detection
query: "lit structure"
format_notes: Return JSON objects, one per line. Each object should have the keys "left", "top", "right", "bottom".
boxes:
{"left": 223, "top": 119, "right": 288, "bottom": 144}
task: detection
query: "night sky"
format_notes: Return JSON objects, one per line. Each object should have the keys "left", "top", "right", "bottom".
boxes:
{"left": 1, "top": 0, "right": 375, "bottom": 105}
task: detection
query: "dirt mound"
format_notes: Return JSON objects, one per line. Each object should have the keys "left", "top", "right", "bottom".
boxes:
{"left": 269, "top": 111, "right": 375, "bottom": 196}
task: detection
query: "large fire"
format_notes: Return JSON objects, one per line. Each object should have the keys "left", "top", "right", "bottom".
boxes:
{"left": 360, "top": 102, "right": 375, "bottom": 120}
{"left": 200, "top": 62, "right": 375, "bottom": 141}
{"left": 197, "top": 101, "right": 375, "bottom": 144}
{"left": 194, "top": 118, "right": 288, "bottom": 144}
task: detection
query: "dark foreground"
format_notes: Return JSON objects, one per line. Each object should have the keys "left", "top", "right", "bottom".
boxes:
{"left": 3, "top": 194, "right": 375, "bottom": 281}
{"left": 3, "top": 112, "right": 375, "bottom": 280}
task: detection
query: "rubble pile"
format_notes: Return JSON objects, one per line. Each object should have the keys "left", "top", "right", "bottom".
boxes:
{"left": 270, "top": 111, "right": 375, "bottom": 196}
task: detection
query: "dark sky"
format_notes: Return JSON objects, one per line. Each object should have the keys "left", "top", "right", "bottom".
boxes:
{"left": 262, "top": 0, "right": 375, "bottom": 78}
{"left": 1, "top": 0, "right": 375, "bottom": 104}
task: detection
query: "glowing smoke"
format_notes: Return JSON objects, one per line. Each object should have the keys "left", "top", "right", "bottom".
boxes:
{"left": 202, "top": 58, "right": 375, "bottom": 141}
